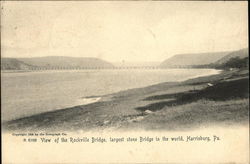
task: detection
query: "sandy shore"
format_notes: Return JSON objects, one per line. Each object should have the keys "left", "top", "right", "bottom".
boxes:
{"left": 3, "top": 69, "right": 249, "bottom": 132}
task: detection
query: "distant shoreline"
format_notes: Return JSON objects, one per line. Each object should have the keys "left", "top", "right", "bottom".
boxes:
{"left": 1, "top": 67, "right": 219, "bottom": 73}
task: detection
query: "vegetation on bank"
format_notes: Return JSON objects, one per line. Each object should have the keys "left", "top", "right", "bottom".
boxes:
{"left": 160, "top": 48, "right": 248, "bottom": 69}
{"left": 216, "top": 57, "right": 249, "bottom": 69}
{"left": 193, "top": 56, "right": 249, "bottom": 69}
{"left": 137, "top": 71, "right": 249, "bottom": 112}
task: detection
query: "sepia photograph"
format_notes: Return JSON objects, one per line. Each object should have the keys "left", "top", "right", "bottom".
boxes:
{"left": 1, "top": 1, "right": 249, "bottom": 163}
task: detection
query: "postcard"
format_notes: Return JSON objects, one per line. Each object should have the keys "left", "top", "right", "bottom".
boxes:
{"left": 1, "top": 1, "right": 249, "bottom": 163}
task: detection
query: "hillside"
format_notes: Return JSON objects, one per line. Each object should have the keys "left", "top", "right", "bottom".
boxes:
{"left": 1, "top": 56, "right": 114, "bottom": 70}
{"left": 1, "top": 58, "right": 34, "bottom": 70}
{"left": 215, "top": 48, "right": 249, "bottom": 65}
{"left": 159, "top": 51, "right": 230, "bottom": 68}
{"left": 216, "top": 56, "right": 249, "bottom": 69}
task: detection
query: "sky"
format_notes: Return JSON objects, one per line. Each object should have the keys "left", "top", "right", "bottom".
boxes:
{"left": 1, "top": 1, "right": 248, "bottom": 62}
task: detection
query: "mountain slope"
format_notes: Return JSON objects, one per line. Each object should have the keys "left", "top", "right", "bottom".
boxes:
{"left": 1, "top": 58, "right": 34, "bottom": 70}
{"left": 17, "top": 56, "right": 114, "bottom": 68}
{"left": 159, "top": 51, "right": 231, "bottom": 68}
{"left": 1, "top": 56, "right": 114, "bottom": 70}
{"left": 215, "top": 48, "right": 249, "bottom": 65}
